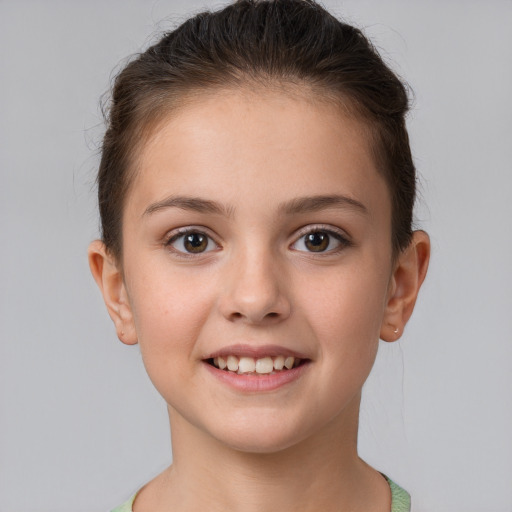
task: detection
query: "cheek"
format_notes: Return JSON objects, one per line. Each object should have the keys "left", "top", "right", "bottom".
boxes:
{"left": 296, "top": 263, "right": 390, "bottom": 354}
{"left": 126, "top": 264, "right": 215, "bottom": 373}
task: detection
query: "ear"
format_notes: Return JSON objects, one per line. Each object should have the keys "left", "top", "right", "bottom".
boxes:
{"left": 88, "top": 240, "right": 138, "bottom": 345}
{"left": 380, "top": 230, "right": 430, "bottom": 342}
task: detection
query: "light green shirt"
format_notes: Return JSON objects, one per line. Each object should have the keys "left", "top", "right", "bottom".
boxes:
{"left": 111, "top": 474, "right": 411, "bottom": 512}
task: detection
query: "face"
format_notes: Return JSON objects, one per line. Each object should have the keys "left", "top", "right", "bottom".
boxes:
{"left": 116, "top": 89, "right": 396, "bottom": 453}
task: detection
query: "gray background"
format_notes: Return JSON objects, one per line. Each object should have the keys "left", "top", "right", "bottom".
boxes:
{"left": 1, "top": 1, "right": 511, "bottom": 511}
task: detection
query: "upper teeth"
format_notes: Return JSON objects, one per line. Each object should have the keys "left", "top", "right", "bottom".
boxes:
{"left": 213, "top": 355, "right": 298, "bottom": 374}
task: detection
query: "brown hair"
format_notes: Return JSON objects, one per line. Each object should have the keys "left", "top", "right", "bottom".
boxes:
{"left": 98, "top": 0, "right": 416, "bottom": 261}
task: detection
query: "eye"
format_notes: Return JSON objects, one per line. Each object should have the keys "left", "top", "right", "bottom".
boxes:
{"left": 166, "top": 230, "right": 218, "bottom": 255}
{"left": 291, "top": 228, "right": 349, "bottom": 253}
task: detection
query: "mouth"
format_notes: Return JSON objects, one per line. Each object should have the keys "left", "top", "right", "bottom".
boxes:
{"left": 206, "top": 355, "right": 306, "bottom": 375}
{"left": 203, "top": 346, "right": 311, "bottom": 391}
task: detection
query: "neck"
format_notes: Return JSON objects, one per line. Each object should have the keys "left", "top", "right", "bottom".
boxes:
{"left": 137, "top": 394, "right": 391, "bottom": 512}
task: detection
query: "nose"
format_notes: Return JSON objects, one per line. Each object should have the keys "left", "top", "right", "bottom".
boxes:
{"left": 218, "top": 247, "right": 291, "bottom": 325}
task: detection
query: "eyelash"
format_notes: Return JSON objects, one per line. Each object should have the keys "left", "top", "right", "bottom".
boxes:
{"left": 164, "top": 227, "right": 220, "bottom": 259}
{"left": 164, "top": 225, "right": 352, "bottom": 257}
{"left": 291, "top": 225, "right": 352, "bottom": 255}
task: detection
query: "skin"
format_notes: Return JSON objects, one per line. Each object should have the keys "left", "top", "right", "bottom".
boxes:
{"left": 89, "top": 88, "right": 430, "bottom": 512}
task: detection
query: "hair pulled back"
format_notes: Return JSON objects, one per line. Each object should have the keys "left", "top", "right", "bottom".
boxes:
{"left": 98, "top": 0, "right": 415, "bottom": 261}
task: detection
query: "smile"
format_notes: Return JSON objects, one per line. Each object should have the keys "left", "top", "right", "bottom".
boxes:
{"left": 210, "top": 355, "right": 302, "bottom": 375}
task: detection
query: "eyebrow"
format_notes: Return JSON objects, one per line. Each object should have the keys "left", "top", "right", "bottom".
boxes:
{"left": 143, "top": 194, "right": 367, "bottom": 217}
{"left": 143, "top": 195, "right": 233, "bottom": 217}
{"left": 278, "top": 194, "right": 368, "bottom": 216}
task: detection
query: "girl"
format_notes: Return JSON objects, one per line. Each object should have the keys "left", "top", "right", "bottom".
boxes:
{"left": 88, "top": 1, "right": 430, "bottom": 510}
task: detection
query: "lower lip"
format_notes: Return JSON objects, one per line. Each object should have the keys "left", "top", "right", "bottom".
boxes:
{"left": 203, "top": 361, "right": 310, "bottom": 392}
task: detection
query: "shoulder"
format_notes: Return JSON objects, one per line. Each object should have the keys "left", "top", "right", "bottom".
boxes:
{"left": 382, "top": 474, "right": 411, "bottom": 512}
{"left": 110, "top": 493, "right": 137, "bottom": 512}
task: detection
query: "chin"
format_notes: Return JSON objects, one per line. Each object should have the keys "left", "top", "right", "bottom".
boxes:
{"left": 209, "top": 415, "right": 314, "bottom": 455}
{"left": 220, "top": 432, "right": 303, "bottom": 455}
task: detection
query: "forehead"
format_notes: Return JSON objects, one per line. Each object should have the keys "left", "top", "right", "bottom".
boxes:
{"left": 128, "top": 88, "right": 389, "bottom": 220}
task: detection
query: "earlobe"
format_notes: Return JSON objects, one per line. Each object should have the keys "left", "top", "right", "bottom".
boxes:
{"left": 380, "top": 230, "right": 430, "bottom": 342}
{"left": 88, "top": 240, "right": 138, "bottom": 345}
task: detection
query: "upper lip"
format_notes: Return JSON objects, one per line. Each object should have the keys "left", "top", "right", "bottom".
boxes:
{"left": 204, "top": 344, "right": 310, "bottom": 360}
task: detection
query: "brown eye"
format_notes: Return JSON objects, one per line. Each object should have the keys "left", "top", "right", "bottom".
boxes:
{"left": 304, "top": 232, "right": 330, "bottom": 252}
{"left": 184, "top": 233, "right": 208, "bottom": 253}
{"left": 292, "top": 228, "right": 348, "bottom": 254}
{"left": 167, "top": 230, "right": 217, "bottom": 255}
